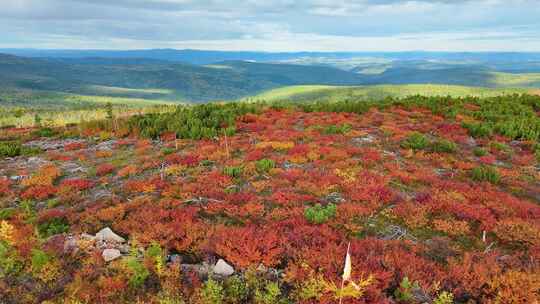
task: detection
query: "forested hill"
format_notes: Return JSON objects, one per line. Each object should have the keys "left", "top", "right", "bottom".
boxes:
{"left": 0, "top": 53, "right": 372, "bottom": 102}
{"left": 1, "top": 53, "right": 540, "bottom": 103}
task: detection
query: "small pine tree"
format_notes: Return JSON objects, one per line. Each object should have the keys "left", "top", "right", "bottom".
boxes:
{"left": 105, "top": 102, "right": 114, "bottom": 120}
{"left": 34, "top": 113, "right": 42, "bottom": 127}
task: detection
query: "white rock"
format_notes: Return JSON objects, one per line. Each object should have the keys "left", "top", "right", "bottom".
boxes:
{"left": 213, "top": 259, "right": 234, "bottom": 277}
{"left": 102, "top": 249, "right": 122, "bottom": 262}
{"left": 95, "top": 227, "right": 125, "bottom": 243}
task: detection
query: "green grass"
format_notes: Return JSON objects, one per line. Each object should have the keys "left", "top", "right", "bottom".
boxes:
{"left": 0, "top": 88, "right": 179, "bottom": 128}
{"left": 246, "top": 84, "right": 531, "bottom": 103}
{"left": 0, "top": 88, "right": 176, "bottom": 109}
{"left": 245, "top": 85, "right": 338, "bottom": 102}
{"left": 490, "top": 72, "right": 540, "bottom": 87}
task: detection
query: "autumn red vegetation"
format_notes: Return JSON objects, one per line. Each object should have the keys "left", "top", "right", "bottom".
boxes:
{"left": 0, "top": 96, "right": 539, "bottom": 303}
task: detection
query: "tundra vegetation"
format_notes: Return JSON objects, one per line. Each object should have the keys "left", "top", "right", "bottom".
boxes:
{"left": 0, "top": 94, "right": 539, "bottom": 303}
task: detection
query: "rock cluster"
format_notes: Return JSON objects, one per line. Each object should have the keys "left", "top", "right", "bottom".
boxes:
{"left": 64, "top": 227, "right": 128, "bottom": 262}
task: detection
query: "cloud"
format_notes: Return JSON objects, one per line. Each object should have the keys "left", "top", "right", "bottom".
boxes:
{"left": 0, "top": 0, "right": 539, "bottom": 51}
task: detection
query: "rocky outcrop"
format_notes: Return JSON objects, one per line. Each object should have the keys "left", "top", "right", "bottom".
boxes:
{"left": 102, "top": 248, "right": 122, "bottom": 262}
{"left": 95, "top": 227, "right": 126, "bottom": 243}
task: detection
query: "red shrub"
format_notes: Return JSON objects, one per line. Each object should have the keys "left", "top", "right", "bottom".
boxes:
{"left": 60, "top": 178, "right": 94, "bottom": 191}
{"left": 96, "top": 163, "right": 115, "bottom": 176}
{"left": 21, "top": 185, "right": 57, "bottom": 200}
{"left": 212, "top": 225, "right": 284, "bottom": 269}
{"left": 64, "top": 142, "right": 86, "bottom": 151}
{"left": 0, "top": 178, "right": 12, "bottom": 196}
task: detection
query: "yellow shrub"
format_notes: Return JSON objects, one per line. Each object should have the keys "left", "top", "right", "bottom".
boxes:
{"left": 0, "top": 220, "right": 15, "bottom": 244}
{"left": 255, "top": 141, "right": 295, "bottom": 151}
{"left": 289, "top": 155, "right": 307, "bottom": 164}
{"left": 35, "top": 260, "right": 62, "bottom": 284}
{"left": 307, "top": 151, "right": 320, "bottom": 161}
{"left": 165, "top": 164, "right": 187, "bottom": 176}
{"left": 433, "top": 218, "right": 470, "bottom": 236}
{"left": 335, "top": 168, "right": 357, "bottom": 183}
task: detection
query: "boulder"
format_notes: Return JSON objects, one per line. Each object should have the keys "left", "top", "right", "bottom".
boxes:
{"left": 102, "top": 248, "right": 122, "bottom": 262}
{"left": 213, "top": 259, "right": 234, "bottom": 277}
{"left": 95, "top": 227, "right": 125, "bottom": 243}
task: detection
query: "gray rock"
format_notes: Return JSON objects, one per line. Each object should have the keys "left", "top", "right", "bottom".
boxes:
{"left": 352, "top": 135, "right": 377, "bottom": 144}
{"left": 27, "top": 157, "right": 47, "bottom": 165}
{"left": 282, "top": 161, "right": 304, "bottom": 170}
{"left": 167, "top": 254, "right": 182, "bottom": 264}
{"left": 466, "top": 137, "right": 477, "bottom": 147}
{"left": 95, "top": 140, "right": 117, "bottom": 151}
{"left": 213, "top": 259, "right": 234, "bottom": 277}
{"left": 95, "top": 227, "right": 125, "bottom": 243}
{"left": 91, "top": 189, "right": 112, "bottom": 200}
{"left": 102, "top": 249, "right": 122, "bottom": 262}
{"left": 118, "top": 244, "right": 131, "bottom": 254}
{"left": 325, "top": 192, "right": 345, "bottom": 204}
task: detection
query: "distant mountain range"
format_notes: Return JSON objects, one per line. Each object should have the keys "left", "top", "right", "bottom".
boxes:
{"left": 0, "top": 50, "right": 540, "bottom": 103}
{"left": 3, "top": 49, "right": 540, "bottom": 68}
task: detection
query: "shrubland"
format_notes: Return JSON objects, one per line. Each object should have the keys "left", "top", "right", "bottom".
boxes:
{"left": 0, "top": 94, "right": 539, "bottom": 303}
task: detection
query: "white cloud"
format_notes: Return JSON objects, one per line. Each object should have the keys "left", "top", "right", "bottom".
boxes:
{"left": 0, "top": 0, "right": 539, "bottom": 51}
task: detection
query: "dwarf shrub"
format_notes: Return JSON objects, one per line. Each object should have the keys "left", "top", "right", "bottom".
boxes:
{"left": 471, "top": 165, "right": 500, "bottom": 184}
{"left": 401, "top": 132, "right": 429, "bottom": 150}
{"left": 394, "top": 277, "right": 419, "bottom": 302}
{"left": 0, "top": 141, "right": 21, "bottom": 157}
{"left": 200, "top": 276, "right": 224, "bottom": 304}
{"left": 305, "top": 203, "right": 337, "bottom": 224}
{"left": 126, "top": 257, "right": 150, "bottom": 288}
{"left": 431, "top": 139, "right": 458, "bottom": 153}
{"left": 254, "top": 281, "right": 282, "bottom": 304}
{"left": 473, "top": 147, "right": 488, "bottom": 157}
{"left": 462, "top": 122, "right": 493, "bottom": 138}
{"left": 323, "top": 123, "right": 352, "bottom": 135}
{"left": 224, "top": 166, "right": 243, "bottom": 178}
{"left": 224, "top": 276, "right": 248, "bottom": 304}
{"left": 38, "top": 217, "right": 69, "bottom": 238}
{"left": 256, "top": 159, "right": 275, "bottom": 174}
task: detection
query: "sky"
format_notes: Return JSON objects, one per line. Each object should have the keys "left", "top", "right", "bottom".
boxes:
{"left": 1, "top": 0, "right": 540, "bottom": 52}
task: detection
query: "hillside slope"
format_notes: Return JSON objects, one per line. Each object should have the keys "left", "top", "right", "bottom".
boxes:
{"left": 0, "top": 54, "right": 371, "bottom": 102}
{"left": 248, "top": 84, "right": 531, "bottom": 103}
{"left": 0, "top": 95, "right": 539, "bottom": 303}
{"left": 1, "top": 53, "right": 540, "bottom": 104}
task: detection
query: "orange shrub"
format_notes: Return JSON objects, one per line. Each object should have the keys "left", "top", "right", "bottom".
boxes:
{"left": 494, "top": 218, "right": 540, "bottom": 247}
{"left": 433, "top": 218, "right": 470, "bottom": 236}
{"left": 213, "top": 225, "right": 283, "bottom": 269}
{"left": 22, "top": 164, "right": 62, "bottom": 187}
{"left": 117, "top": 165, "right": 139, "bottom": 178}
